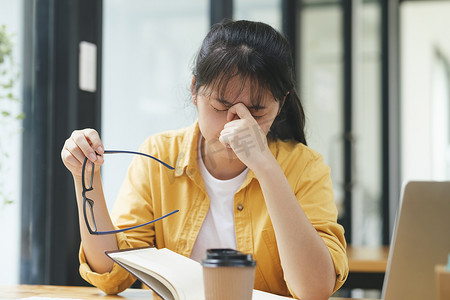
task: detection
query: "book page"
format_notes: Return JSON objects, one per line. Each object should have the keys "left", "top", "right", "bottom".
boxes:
{"left": 112, "top": 258, "right": 176, "bottom": 300}
{"left": 108, "top": 248, "right": 204, "bottom": 300}
{"left": 108, "top": 247, "right": 295, "bottom": 300}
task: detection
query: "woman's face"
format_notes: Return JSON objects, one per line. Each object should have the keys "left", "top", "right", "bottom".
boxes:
{"left": 192, "top": 75, "right": 280, "bottom": 161}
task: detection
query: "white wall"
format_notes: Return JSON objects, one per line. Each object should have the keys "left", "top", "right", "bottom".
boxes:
{"left": 0, "top": 0, "right": 23, "bottom": 285}
{"left": 401, "top": 2, "right": 450, "bottom": 182}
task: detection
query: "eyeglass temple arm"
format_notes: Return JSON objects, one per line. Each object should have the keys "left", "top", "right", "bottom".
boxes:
{"left": 91, "top": 209, "right": 179, "bottom": 235}
{"left": 102, "top": 150, "right": 174, "bottom": 170}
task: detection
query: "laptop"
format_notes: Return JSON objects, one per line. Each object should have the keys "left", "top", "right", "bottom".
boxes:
{"left": 381, "top": 181, "right": 450, "bottom": 300}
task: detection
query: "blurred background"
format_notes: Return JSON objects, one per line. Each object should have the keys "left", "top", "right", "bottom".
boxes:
{"left": 1, "top": 0, "right": 449, "bottom": 298}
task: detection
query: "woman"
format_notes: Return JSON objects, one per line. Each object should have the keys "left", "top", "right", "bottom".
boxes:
{"left": 61, "top": 20, "right": 348, "bottom": 299}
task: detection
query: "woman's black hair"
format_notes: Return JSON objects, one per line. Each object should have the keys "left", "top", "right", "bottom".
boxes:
{"left": 192, "top": 20, "right": 307, "bottom": 145}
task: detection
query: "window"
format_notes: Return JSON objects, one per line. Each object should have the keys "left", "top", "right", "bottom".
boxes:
{"left": 400, "top": 1, "right": 450, "bottom": 181}
{"left": 101, "top": 0, "right": 209, "bottom": 209}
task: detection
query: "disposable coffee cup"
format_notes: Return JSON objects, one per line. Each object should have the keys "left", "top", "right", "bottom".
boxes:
{"left": 201, "top": 248, "right": 256, "bottom": 300}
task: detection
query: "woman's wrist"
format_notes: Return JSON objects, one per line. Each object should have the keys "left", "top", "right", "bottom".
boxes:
{"left": 251, "top": 152, "right": 279, "bottom": 178}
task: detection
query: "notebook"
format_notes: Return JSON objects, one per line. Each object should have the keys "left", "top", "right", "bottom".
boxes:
{"left": 381, "top": 181, "right": 450, "bottom": 300}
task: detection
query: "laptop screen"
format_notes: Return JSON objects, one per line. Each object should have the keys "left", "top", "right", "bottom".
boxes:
{"left": 381, "top": 181, "right": 450, "bottom": 300}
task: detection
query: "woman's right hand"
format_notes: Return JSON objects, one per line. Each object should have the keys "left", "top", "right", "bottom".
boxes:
{"left": 61, "top": 129, "right": 105, "bottom": 178}
{"left": 62, "top": 129, "right": 118, "bottom": 274}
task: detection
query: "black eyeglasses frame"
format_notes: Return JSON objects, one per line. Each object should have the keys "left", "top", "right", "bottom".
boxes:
{"left": 81, "top": 150, "right": 178, "bottom": 235}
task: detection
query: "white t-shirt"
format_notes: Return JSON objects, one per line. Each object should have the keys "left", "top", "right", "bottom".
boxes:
{"left": 190, "top": 136, "right": 249, "bottom": 262}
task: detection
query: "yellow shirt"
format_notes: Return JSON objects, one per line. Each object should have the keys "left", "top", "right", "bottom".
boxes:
{"left": 79, "top": 121, "right": 348, "bottom": 297}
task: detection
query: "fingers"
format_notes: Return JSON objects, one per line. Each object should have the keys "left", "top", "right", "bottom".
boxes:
{"left": 62, "top": 138, "right": 85, "bottom": 167}
{"left": 82, "top": 128, "right": 104, "bottom": 155}
{"left": 222, "top": 103, "right": 257, "bottom": 147}
{"left": 61, "top": 128, "right": 105, "bottom": 177}
{"left": 71, "top": 129, "right": 104, "bottom": 163}
{"left": 226, "top": 108, "right": 238, "bottom": 122}
{"left": 219, "top": 127, "right": 233, "bottom": 149}
{"left": 226, "top": 102, "right": 253, "bottom": 123}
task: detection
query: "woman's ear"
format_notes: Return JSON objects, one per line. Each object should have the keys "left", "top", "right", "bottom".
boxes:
{"left": 191, "top": 76, "right": 197, "bottom": 105}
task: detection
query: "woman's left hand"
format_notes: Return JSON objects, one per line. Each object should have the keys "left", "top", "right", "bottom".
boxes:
{"left": 219, "top": 103, "right": 273, "bottom": 170}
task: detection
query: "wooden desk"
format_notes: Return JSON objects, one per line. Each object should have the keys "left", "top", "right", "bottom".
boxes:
{"left": 0, "top": 285, "right": 150, "bottom": 299}
{"left": 0, "top": 285, "right": 378, "bottom": 300}
{"left": 343, "top": 245, "right": 389, "bottom": 290}
{"left": 347, "top": 245, "right": 389, "bottom": 272}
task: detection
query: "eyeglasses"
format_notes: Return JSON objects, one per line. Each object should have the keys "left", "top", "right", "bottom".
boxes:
{"left": 81, "top": 150, "right": 178, "bottom": 235}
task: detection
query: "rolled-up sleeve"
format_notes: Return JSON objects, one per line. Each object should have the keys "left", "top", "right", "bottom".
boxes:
{"left": 78, "top": 232, "right": 138, "bottom": 294}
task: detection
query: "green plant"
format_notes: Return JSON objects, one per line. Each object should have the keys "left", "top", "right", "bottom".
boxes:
{"left": 0, "top": 24, "right": 24, "bottom": 206}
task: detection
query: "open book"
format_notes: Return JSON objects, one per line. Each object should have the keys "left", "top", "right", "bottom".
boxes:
{"left": 105, "top": 247, "right": 293, "bottom": 300}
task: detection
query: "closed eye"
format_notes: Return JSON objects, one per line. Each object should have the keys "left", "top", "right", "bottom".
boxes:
{"left": 210, "top": 104, "right": 228, "bottom": 112}
{"left": 249, "top": 109, "right": 266, "bottom": 120}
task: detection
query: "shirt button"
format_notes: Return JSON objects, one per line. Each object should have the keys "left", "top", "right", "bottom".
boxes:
{"left": 237, "top": 204, "right": 244, "bottom": 211}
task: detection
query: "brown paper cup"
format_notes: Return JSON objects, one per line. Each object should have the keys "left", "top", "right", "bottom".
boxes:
{"left": 203, "top": 265, "right": 255, "bottom": 300}
{"left": 201, "top": 249, "right": 256, "bottom": 300}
